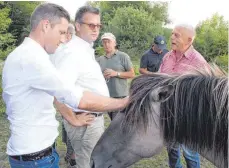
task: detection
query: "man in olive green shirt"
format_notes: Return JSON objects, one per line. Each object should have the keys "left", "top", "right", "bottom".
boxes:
{"left": 97, "top": 32, "right": 135, "bottom": 120}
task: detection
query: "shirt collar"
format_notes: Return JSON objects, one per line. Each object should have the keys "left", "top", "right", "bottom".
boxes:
{"left": 72, "top": 35, "right": 94, "bottom": 50}
{"left": 105, "top": 50, "right": 118, "bottom": 59}
{"left": 150, "top": 48, "right": 156, "bottom": 54}
{"left": 183, "top": 45, "right": 194, "bottom": 59}
{"left": 23, "top": 37, "right": 47, "bottom": 53}
{"left": 172, "top": 45, "right": 194, "bottom": 60}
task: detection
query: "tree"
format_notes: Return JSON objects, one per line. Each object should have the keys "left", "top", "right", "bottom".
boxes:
{"left": 5, "top": 1, "right": 41, "bottom": 45}
{"left": 107, "top": 6, "right": 164, "bottom": 61}
{"left": 194, "top": 13, "right": 228, "bottom": 61}
{"left": 90, "top": 1, "right": 170, "bottom": 62}
{"left": 0, "top": 2, "right": 15, "bottom": 60}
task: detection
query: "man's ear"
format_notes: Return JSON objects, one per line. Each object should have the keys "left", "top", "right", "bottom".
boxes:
{"left": 150, "top": 84, "right": 174, "bottom": 102}
{"left": 41, "top": 20, "right": 50, "bottom": 33}
{"left": 187, "top": 37, "right": 193, "bottom": 44}
{"left": 75, "top": 22, "right": 80, "bottom": 32}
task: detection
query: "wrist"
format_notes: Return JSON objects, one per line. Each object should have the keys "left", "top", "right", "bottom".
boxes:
{"left": 116, "top": 72, "right": 120, "bottom": 77}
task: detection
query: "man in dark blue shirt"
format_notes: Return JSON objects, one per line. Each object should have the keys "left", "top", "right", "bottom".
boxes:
{"left": 139, "top": 35, "right": 168, "bottom": 74}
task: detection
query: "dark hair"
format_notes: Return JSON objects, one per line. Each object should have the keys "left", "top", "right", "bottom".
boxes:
{"left": 75, "top": 6, "right": 100, "bottom": 23}
{"left": 30, "top": 3, "right": 70, "bottom": 30}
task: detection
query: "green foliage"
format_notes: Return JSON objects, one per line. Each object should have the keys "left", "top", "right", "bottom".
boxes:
{"left": 214, "top": 55, "right": 228, "bottom": 71}
{"left": 6, "top": 1, "right": 42, "bottom": 45}
{"left": 0, "top": 5, "right": 15, "bottom": 60}
{"left": 91, "top": 1, "right": 170, "bottom": 63}
{"left": 0, "top": 1, "right": 41, "bottom": 60}
{"left": 133, "top": 64, "right": 140, "bottom": 76}
{"left": 163, "top": 27, "right": 172, "bottom": 49}
{"left": 194, "top": 13, "right": 228, "bottom": 61}
{"left": 95, "top": 45, "right": 105, "bottom": 57}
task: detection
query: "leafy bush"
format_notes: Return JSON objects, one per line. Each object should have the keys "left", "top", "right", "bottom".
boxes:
{"left": 214, "top": 55, "right": 228, "bottom": 71}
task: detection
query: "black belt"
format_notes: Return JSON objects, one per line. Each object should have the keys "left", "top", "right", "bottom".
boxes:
{"left": 75, "top": 112, "right": 103, "bottom": 117}
{"left": 10, "top": 144, "right": 54, "bottom": 161}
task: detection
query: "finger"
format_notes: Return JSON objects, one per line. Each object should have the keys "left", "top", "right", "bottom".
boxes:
{"left": 77, "top": 113, "right": 87, "bottom": 116}
{"left": 86, "top": 117, "right": 95, "bottom": 121}
{"left": 85, "top": 120, "right": 93, "bottom": 125}
{"left": 85, "top": 114, "right": 95, "bottom": 117}
{"left": 85, "top": 117, "right": 95, "bottom": 121}
{"left": 104, "top": 72, "right": 110, "bottom": 75}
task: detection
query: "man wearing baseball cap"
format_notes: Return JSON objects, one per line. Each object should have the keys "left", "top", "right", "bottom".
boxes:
{"left": 139, "top": 35, "right": 168, "bottom": 74}
{"left": 97, "top": 32, "right": 135, "bottom": 120}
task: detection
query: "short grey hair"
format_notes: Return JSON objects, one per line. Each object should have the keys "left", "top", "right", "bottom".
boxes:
{"left": 75, "top": 6, "right": 100, "bottom": 23}
{"left": 175, "top": 24, "right": 196, "bottom": 41}
{"left": 67, "top": 24, "right": 75, "bottom": 35}
{"left": 30, "top": 3, "right": 70, "bottom": 30}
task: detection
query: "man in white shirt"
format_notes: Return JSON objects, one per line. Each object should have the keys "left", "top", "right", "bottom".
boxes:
{"left": 51, "top": 6, "right": 110, "bottom": 168}
{"left": 2, "top": 3, "right": 128, "bottom": 168}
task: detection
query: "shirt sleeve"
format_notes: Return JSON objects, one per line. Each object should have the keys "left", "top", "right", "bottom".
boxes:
{"left": 122, "top": 53, "right": 133, "bottom": 71}
{"left": 22, "top": 51, "right": 83, "bottom": 109}
{"left": 140, "top": 54, "right": 148, "bottom": 68}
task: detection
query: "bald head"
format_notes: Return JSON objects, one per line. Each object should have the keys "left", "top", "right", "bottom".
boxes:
{"left": 171, "top": 24, "right": 196, "bottom": 52}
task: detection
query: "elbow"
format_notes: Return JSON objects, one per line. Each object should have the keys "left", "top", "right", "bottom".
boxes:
{"left": 78, "top": 99, "right": 87, "bottom": 110}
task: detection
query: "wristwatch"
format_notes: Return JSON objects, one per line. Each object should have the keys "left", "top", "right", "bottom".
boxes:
{"left": 117, "top": 72, "right": 121, "bottom": 77}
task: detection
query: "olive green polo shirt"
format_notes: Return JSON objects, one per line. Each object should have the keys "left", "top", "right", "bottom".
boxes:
{"left": 96, "top": 50, "right": 133, "bottom": 97}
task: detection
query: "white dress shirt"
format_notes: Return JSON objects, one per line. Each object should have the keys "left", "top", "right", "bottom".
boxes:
{"left": 2, "top": 37, "right": 84, "bottom": 155}
{"left": 50, "top": 35, "right": 109, "bottom": 113}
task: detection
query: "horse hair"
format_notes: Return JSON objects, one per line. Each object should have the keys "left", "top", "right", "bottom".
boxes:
{"left": 122, "top": 66, "right": 228, "bottom": 166}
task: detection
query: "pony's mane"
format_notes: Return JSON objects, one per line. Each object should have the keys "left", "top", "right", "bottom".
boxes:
{"left": 122, "top": 66, "right": 228, "bottom": 165}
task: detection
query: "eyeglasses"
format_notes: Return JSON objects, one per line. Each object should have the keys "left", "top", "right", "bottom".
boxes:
{"left": 80, "top": 22, "right": 102, "bottom": 30}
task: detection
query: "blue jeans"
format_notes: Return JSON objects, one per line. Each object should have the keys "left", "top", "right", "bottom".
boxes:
{"left": 9, "top": 148, "right": 59, "bottom": 168}
{"left": 167, "top": 144, "right": 200, "bottom": 168}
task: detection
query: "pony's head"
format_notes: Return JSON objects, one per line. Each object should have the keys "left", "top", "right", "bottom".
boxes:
{"left": 91, "top": 67, "right": 228, "bottom": 168}
{"left": 91, "top": 73, "right": 175, "bottom": 168}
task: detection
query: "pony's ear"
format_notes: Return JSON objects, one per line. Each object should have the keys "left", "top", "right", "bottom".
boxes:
{"left": 150, "top": 85, "right": 174, "bottom": 102}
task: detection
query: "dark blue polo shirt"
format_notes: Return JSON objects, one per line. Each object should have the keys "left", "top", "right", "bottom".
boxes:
{"left": 140, "top": 48, "right": 168, "bottom": 72}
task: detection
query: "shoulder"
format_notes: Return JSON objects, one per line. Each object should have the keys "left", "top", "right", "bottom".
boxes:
{"left": 191, "top": 48, "right": 207, "bottom": 63}
{"left": 96, "top": 56, "right": 105, "bottom": 62}
{"left": 116, "top": 50, "right": 130, "bottom": 58}
{"left": 142, "top": 49, "right": 151, "bottom": 57}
